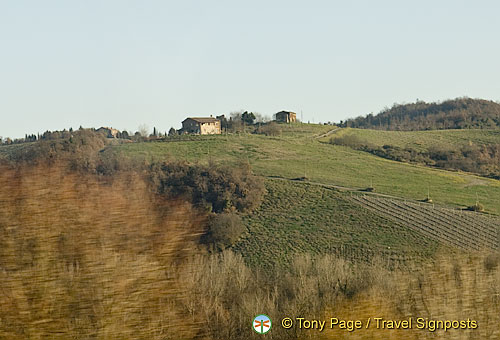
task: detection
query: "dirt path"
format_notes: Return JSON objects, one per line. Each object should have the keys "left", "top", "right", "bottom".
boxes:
{"left": 314, "top": 127, "right": 340, "bottom": 139}
{"left": 266, "top": 175, "right": 476, "bottom": 211}
{"left": 267, "top": 175, "right": 403, "bottom": 199}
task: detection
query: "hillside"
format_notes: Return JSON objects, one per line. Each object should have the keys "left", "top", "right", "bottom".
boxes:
{"left": 2, "top": 162, "right": 499, "bottom": 340}
{"left": 232, "top": 179, "right": 499, "bottom": 268}
{"left": 2, "top": 123, "right": 500, "bottom": 268}
{"left": 328, "top": 128, "right": 500, "bottom": 179}
{"left": 233, "top": 179, "right": 441, "bottom": 268}
{"left": 0, "top": 142, "right": 34, "bottom": 159}
{"left": 107, "top": 125, "right": 500, "bottom": 215}
{"left": 108, "top": 124, "right": 500, "bottom": 265}
{"left": 326, "top": 128, "right": 500, "bottom": 151}
{"left": 341, "top": 97, "right": 500, "bottom": 130}
{"left": 350, "top": 194, "right": 499, "bottom": 250}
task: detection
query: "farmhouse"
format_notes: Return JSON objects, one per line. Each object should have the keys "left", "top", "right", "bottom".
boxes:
{"left": 96, "top": 127, "right": 120, "bottom": 138}
{"left": 182, "top": 117, "right": 221, "bottom": 135}
{"left": 275, "top": 111, "right": 297, "bottom": 123}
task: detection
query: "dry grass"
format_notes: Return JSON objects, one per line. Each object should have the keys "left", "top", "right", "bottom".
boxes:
{"left": 0, "top": 163, "right": 205, "bottom": 339}
{"left": 319, "top": 252, "right": 500, "bottom": 340}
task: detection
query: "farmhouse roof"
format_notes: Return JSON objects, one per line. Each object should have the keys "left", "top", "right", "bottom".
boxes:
{"left": 183, "top": 117, "right": 219, "bottom": 123}
{"left": 97, "top": 126, "right": 119, "bottom": 131}
{"left": 96, "top": 126, "right": 120, "bottom": 137}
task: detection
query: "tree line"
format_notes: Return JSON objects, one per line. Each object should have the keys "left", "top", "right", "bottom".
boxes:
{"left": 340, "top": 97, "right": 500, "bottom": 131}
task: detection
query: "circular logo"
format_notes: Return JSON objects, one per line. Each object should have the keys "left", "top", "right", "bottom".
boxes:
{"left": 253, "top": 314, "right": 272, "bottom": 334}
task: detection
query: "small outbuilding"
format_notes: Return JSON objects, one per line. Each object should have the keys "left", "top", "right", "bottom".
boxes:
{"left": 275, "top": 111, "right": 297, "bottom": 123}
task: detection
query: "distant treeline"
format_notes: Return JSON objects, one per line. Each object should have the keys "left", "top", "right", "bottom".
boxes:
{"left": 0, "top": 108, "right": 300, "bottom": 146}
{"left": 1, "top": 126, "right": 149, "bottom": 145}
{"left": 4, "top": 129, "right": 109, "bottom": 171}
{"left": 331, "top": 134, "right": 500, "bottom": 179}
{"left": 340, "top": 98, "right": 500, "bottom": 131}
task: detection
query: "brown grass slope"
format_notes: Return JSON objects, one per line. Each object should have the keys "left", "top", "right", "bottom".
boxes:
{"left": 0, "top": 164, "right": 204, "bottom": 339}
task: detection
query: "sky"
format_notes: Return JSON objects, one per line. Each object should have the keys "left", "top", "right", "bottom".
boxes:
{"left": 1, "top": 0, "right": 500, "bottom": 138}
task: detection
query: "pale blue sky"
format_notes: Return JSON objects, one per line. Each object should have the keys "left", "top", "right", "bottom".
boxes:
{"left": 1, "top": 0, "right": 500, "bottom": 138}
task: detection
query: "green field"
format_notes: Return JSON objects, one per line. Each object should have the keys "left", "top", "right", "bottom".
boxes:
{"left": 326, "top": 127, "right": 500, "bottom": 151}
{"left": 108, "top": 124, "right": 500, "bottom": 214}
{"left": 232, "top": 179, "right": 440, "bottom": 268}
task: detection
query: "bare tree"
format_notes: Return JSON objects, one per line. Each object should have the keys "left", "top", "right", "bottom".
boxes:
{"left": 254, "top": 113, "right": 271, "bottom": 123}
{"left": 230, "top": 111, "right": 243, "bottom": 122}
{"left": 137, "top": 124, "right": 150, "bottom": 137}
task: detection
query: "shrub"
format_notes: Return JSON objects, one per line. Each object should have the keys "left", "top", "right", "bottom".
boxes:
{"left": 330, "top": 134, "right": 367, "bottom": 148}
{"left": 467, "top": 203, "right": 485, "bottom": 212}
{"left": 255, "top": 122, "right": 282, "bottom": 136}
{"left": 149, "top": 161, "right": 265, "bottom": 213}
{"left": 6, "top": 129, "right": 107, "bottom": 172}
{"left": 204, "top": 213, "right": 245, "bottom": 249}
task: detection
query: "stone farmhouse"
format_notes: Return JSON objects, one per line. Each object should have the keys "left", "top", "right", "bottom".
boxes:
{"left": 182, "top": 117, "right": 221, "bottom": 135}
{"left": 275, "top": 111, "right": 297, "bottom": 123}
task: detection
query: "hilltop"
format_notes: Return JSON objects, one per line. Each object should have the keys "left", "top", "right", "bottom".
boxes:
{"left": 341, "top": 97, "right": 500, "bottom": 130}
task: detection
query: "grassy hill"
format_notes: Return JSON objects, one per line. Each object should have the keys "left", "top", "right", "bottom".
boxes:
{"left": 107, "top": 124, "right": 500, "bottom": 215}
{"left": 351, "top": 194, "right": 499, "bottom": 250}
{"left": 232, "top": 179, "right": 441, "bottom": 268}
{"left": 232, "top": 179, "right": 499, "bottom": 268}
{"left": 3, "top": 123, "right": 499, "bottom": 267}
{"left": 99, "top": 123, "right": 500, "bottom": 266}
{"left": 327, "top": 127, "right": 500, "bottom": 179}
{"left": 326, "top": 128, "right": 500, "bottom": 151}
